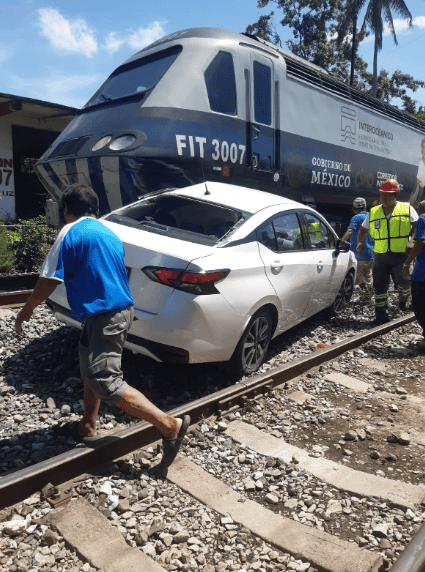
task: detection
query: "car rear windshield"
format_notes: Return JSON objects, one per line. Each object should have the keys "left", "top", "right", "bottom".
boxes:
{"left": 105, "top": 193, "right": 248, "bottom": 245}
{"left": 85, "top": 45, "right": 182, "bottom": 108}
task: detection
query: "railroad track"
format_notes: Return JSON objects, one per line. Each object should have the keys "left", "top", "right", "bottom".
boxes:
{"left": 0, "top": 273, "right": 38, "bottom": 307}
{"left": 2, "top": 313, "right": 425, "bottom": 572}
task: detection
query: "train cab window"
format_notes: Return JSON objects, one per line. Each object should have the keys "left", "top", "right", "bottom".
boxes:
{"left": 85, "top": 45, "right": 182, "bottom": 107}
{"left": 253, "top": 61, "right": 271, "bottom": 125}
{"left": 204, "top": 52, "right": 237, "bottom": 115}
{"left": 300, "top": 212, "right": 334, "bottom": 250}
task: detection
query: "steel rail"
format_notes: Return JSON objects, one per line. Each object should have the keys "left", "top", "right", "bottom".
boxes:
{"left": 0, "top": 290, "right": 33, "bottom": 307}
{"left": 0, "top": 313, "right": 415, "bottom": 511}
{"left": 389, "top": 522, "right": 425, "bottom": 572}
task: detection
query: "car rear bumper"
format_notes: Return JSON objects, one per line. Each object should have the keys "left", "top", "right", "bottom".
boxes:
{"left": 46, "top": 291, "right": 248, "bottom": 365}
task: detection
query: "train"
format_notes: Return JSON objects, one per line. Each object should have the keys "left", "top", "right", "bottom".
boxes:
{"left": 35, "top": 27, "right": 425, "bottom": 229}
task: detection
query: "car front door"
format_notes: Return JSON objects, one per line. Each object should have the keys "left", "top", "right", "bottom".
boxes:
{"left": 299, "top": 211, "right": 347, "bottom": 314}
{"left": 257, "top": 211, "right": 315, "bottom": 332}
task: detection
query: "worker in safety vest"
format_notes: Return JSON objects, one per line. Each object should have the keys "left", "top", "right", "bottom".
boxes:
{"left": 357, "top": 179, "right": 418, "bottom": 324}
{"left": 296, "top": 221, "right": 323, "bottom": 249}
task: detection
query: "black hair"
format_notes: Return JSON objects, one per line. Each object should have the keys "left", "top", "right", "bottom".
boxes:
{"left": 62, "top": 184, "right": 99, "bottom": 218}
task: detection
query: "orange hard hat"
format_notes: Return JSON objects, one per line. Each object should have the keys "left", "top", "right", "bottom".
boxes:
{"left": 379, "top": 179, "right": 400, "bottom": 193}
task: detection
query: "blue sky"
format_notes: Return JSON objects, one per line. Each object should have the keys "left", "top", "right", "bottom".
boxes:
{"left": 2, "top": 0, "right": 425, "bottom": 110}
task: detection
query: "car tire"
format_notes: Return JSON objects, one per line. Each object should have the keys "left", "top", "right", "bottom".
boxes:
{"left": 327, "top": 271, "right": 354, "bottom": 317}
{"left": 231, "top": 308, "right": 273, "bottom": 376}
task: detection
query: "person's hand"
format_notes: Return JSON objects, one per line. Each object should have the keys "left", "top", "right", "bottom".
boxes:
{"left": 356, "top": 243, "right": 364, "bottom": 253}
{"left": 402, "top": 264, "right": 410, "bottom": 281}
{"left": 15, "top": 307, "right": 33, "bottom": 334}
{"left": 406, "top": 241, "right": 415, "bottom": 254}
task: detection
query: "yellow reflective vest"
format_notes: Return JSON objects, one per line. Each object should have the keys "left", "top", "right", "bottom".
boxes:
{"left": 296, "top": 222, "right": 322, "bottom": 248}
{"left": 369, "top": 202, "right": 411, "bottom": 253}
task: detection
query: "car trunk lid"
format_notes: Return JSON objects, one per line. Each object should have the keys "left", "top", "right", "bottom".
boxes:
{"left": 101, "top": 219, "right": 215, "bottom": 313}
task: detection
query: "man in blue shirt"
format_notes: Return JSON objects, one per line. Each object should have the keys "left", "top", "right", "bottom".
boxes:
{"left": 341, "top": 197, "right": 374, "bottom": 296}
{"left": 403, "top": 200, "right": 425, "bottom": 348}
{"left": 15, "top": 184, "right": 189, "bottom": 467}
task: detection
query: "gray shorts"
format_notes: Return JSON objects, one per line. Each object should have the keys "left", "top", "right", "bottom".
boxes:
{"left": 79, "top": 305, "right": 134, "bottom": 405}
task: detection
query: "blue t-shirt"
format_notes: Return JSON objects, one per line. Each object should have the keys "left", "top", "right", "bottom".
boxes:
{"left": 348, "top": 211, "right": 373, "bottom": 261}
{"left": 40, "top": 217, "right": 134, "bottom": 320}
{"left": 412, "top": 214, "right": 425, "bottom": 282}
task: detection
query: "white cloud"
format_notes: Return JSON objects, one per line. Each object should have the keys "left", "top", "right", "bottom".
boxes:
{"left": 11, "top": 73, "right": 101, "bottom": 108}
{"left": 391, "top": 18, "right": 411, "bottom": 34}
{"left": 384, "top": 16, "right": 425, "bottom": 36}
{"left": 38, "top": 8, "right": 98, "bottom": 58}
{"left": 413, "top": 16, "right": 425, "bottom": 29}
{"left": 104, "top": 21, "right": 166, "bottom": 55}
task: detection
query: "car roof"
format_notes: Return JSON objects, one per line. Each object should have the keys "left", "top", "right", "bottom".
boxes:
{"left": 169, "top": 182, "right": 300, "bottom": 214}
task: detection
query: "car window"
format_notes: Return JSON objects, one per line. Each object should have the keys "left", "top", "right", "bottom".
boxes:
{"left": 258, "top": 221, "right": 277, "bottom": 251}
{"left": 273, "top": 213, "right": 303, "bottom": 252}
{"left": 258, "top": 213, "right": 303, "bottom": 252}
{"left": 204, "top": 52, "right": 237, "bottom": 115}
{"left": 105, "top": 194, "right": 248, "bottom": 246}
{"left": 301, "top": 212, "right": 334, "bottom": 250}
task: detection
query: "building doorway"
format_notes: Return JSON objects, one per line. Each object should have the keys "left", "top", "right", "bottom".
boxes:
{"left": 12, "top": 125, "right": 60, "bottom": 219}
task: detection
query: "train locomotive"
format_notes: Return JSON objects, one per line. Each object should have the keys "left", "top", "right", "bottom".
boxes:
{"left": 35, "top": 27, "right": 425, "bottom": 227}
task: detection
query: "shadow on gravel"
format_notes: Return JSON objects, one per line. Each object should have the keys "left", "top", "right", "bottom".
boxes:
{"left": 0, "top": 290, "right": 411, "bottom": 476}
{"left": 0, "top": 320, "right": 239, "bottom": 476}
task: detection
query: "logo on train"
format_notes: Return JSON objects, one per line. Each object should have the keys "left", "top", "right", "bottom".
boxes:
{"left": 341, "top": 107, "right": 356, "bottom": 145}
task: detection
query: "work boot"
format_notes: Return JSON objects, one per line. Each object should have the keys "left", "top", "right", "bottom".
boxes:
{"left": 374, "top": 310, "right": 390, "bottom": 325}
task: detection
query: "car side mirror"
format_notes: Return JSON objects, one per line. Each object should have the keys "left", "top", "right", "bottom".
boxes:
{"left": 335, "top": 239, "right": 350, "bottom": 253}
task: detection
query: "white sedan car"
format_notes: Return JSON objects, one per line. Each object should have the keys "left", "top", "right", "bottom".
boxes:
{"left": 47, "top": 182, "right": 356, "bottom": 375}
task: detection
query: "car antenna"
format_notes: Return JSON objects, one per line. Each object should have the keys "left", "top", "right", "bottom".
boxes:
{"left": 200, "top": 160, "right": 210, "bottom": 195}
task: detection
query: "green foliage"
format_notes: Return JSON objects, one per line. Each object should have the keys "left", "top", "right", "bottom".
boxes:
{"left": 0, "top": 226, "right": 18, "bottom": 271}
{"left": 1, "top": 216, "right": 57, "bottom": 274}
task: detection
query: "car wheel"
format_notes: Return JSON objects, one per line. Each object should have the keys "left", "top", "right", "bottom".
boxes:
{"left": 327, "top": 272, "right": 354, "bottom": 317}
{"left": 231, "top": 308, "right": 272, "bottom": 376}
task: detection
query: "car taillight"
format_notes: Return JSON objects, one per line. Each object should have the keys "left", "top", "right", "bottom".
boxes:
{"left": 143, "top": 267, "right": 229, "bottom": 295}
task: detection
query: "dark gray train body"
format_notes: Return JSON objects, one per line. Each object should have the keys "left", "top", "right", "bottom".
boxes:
{"left": 35, "top": 27, "right": 425, "bottom": 225}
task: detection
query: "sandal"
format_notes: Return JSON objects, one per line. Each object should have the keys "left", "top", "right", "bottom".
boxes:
{"left": 161, "top": 415, "right": 190, "bottom": 467}
{"left": 55, "top": 421, "right": 101, "bottom": 444}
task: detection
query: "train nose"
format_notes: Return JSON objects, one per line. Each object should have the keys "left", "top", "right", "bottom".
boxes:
{"left": 35, "top": 130, "right": 149, "bottom": 211}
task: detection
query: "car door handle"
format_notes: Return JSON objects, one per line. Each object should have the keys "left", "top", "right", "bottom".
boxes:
{"left": 271, "top": 260, "right": 284, "bottom": 273}
{"left": 252, "top": 124, "right": 260, "bottom": 139}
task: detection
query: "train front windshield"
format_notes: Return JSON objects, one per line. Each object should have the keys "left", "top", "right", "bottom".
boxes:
{"left": 85, "top": 45, "right": 182, "bottom": 108}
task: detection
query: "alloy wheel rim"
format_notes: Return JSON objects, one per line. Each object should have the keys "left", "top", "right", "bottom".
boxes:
{"left": 242, "top": 316, "right": 270, "bottom": 370}
{"left": 334, "top": 276, "right": 352, "bottom": 313}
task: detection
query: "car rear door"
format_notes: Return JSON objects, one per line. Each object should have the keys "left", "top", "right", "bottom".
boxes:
{"left": 299, "top": 211, "right": 347, "bottom": 314}
{"left": 257, "top": 211, "right": 315, "bottom": 331}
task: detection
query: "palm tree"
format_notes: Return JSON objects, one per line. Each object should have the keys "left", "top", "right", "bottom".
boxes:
{"left": 338, "top": 0, "right": 412, "bottom": 97}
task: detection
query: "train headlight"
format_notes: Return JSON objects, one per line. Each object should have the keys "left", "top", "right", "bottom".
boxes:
{"left": 91, "top": 136, "right": 112, "bottom": 151}
{"left": 109, "top": 135, "right": 136, "bottom": 151}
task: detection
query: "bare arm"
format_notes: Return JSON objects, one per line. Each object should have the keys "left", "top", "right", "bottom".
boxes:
{"left": 402, "top": 238, "right": 425, "bottom": 280}
{"left": 356, "top": 227, "right": 368, "bottom": 252}
{"left": 340, "top": 228, "right": 353, "bottom": 242}
{"left": 406, "top": 221, "right": 418, "bottom": 253}
{"left": 405, "top": 239, "right": 425, "bottom": 266}
{"left": 15, "top": 277, "right": 61, "bottom": 333}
